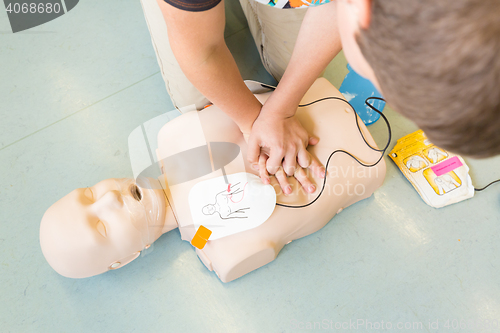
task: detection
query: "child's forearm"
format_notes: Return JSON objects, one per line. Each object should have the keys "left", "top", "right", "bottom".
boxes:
{"left": 177, "top": 41, "right": 262, "bottom": 133}
{"left": 261, "top": 1, "right": 342, "bottom": 118}
{"left": 159, "top": 0, "right": 261, "bottom": 134}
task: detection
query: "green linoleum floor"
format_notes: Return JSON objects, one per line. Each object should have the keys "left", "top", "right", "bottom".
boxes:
{"left": 1, "top": 1, "right": 500, "bottom": 332}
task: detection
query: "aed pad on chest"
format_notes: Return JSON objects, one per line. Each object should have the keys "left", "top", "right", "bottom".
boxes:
{"left": 188, "top": 172, "right": 276, "bottom": 240}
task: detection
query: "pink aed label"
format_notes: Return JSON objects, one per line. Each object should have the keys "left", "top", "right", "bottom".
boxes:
{"left": 431, "top": 156, "right": 463, "bottom": 176}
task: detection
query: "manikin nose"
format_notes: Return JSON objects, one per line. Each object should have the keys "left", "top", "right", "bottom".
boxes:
{"left": 92, "top": 190, "right": 124, "bottom": 212}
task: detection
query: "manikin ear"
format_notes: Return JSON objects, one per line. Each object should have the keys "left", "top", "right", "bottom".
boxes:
{"left": 108, "top": 251, "right": 141, "bottom": 271}
{"left": 344, "top": 0, "right": 372, "bottom": 30}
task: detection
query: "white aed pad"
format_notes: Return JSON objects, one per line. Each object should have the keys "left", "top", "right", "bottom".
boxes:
{"left": 188, "top": 172, "right": 276, "bottom": 240}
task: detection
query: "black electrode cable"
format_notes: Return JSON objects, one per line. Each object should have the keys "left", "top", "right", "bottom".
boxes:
{"left": 359, "top": 97, "right": 500, "bottom": 193}
{"left": 475, "top": 179, "right": 500, "bottom": 192}
{"left": 259, "top": 83, "right": 498, "bottom": 207}
{"left": 275, "top": 95, "right": 391, "bottom": 208}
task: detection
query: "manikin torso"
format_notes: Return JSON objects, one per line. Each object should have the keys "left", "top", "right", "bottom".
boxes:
{"left": 40, "top": 78, "right": 386, "bottom": 282}
{"left": 156, "top": 78, "right": 386, "bottom": 282}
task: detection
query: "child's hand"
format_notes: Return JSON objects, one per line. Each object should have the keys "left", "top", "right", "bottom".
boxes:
{"left": 247, "top": 111, "right": 325, "bottom": 195}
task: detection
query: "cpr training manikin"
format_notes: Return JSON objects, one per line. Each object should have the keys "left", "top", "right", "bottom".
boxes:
{"left": 40, "top": 78, "right": 387, "bottom": 283}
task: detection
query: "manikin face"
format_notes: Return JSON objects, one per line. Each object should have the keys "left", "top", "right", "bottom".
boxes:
{"left": 336, "top": 0, "right": 380, "bottom": 90}
{"left": 40, "top": 178, "right": 166, "bottom": 278}
{"left": 202, "top": 204, "right": 216, "bottom": 215}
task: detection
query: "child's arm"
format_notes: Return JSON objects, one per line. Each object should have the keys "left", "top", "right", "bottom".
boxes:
{"left": 247, "top": 1, "right": 341, "bottom": 187}
{"left": 157, "top": 0, "right": 262, "bottom": 134}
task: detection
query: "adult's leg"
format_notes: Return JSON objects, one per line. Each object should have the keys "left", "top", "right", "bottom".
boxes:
{"left": 239, "top": 0, "right": 314, "bottom": 81}
{"left": 140, "top": 0, "right": 210, "bottom": 110}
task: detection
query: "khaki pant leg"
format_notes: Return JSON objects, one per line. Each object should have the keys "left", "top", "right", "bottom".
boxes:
{"left": 140, "top": 0, "right": 210, "bottom": 111}
{"left": 238, "top": 0, "right": 309, "bottom": 81}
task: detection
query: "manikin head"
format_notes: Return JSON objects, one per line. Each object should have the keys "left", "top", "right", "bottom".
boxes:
{"left": 40, "top": 178, "right": 172, "bottom": 278}
{"left": 337, "top": 0, "right": 500, "bottom": 157}
{"left": 202, "top": 204, "right": 216, "bottom": 216}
